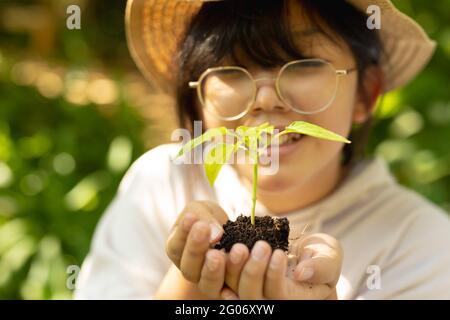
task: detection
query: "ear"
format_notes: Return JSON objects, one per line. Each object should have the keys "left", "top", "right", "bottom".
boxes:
{"left": 352, "top": 66, "right": 384, "bottom": 124}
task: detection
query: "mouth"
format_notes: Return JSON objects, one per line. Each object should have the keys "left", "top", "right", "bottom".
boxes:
{"left": 270, "top": 132, "right": 303, "bottom": 146}
{"left": 261, "top": 131, "right": 305, "bottom": 159}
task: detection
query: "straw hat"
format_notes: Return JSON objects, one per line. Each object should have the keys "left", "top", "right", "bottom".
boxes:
{"left": 125, "top": 0, "right": 436, "bottom": 95}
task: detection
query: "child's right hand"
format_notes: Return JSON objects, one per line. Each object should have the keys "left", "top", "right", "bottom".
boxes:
{"left": 165, "top": 200, "right": 229, "bottom": 297}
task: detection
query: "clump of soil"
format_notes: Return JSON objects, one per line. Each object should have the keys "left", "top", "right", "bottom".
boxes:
{"left": 214, "top": 214, "right": 290, "bottom": 252}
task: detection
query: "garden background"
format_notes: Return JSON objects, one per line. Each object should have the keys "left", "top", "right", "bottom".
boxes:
{"left": 0, "top": 0, "right": 449, "bottom": 299}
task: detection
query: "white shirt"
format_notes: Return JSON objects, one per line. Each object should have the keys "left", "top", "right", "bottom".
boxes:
{"left": 74, "top": 143, "right": 450, "bottom": 299}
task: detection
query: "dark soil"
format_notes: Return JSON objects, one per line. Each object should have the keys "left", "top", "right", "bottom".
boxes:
{"left": 214, "top": 214, "right": 290, "bottom": 252}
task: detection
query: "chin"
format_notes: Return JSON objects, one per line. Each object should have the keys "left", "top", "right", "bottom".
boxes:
{"left": 257, "top": 164, "right": 310, "bottom": 192}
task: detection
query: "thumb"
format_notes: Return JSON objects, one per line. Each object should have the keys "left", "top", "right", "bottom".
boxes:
{"left": 175, "top": 201, "right": 229, "bottom": 244}
{"left": 293, "top": 243, "right": 342, "bottom": 287}
{"left": 199, "top": 200, "right": 229, "bottom": 243}
{"left": 199, "top": 200, "right": 229, "bottom": 225}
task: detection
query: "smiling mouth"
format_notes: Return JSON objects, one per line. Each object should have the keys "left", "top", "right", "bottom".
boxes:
{"left": 259, "top": 132, "right": 304, "bottom": 159}
{"left": 261, "top": 131, "right": 303, "bottom": 148}
{"left": 271, "top": 132, "right": 303, "bottom": 146}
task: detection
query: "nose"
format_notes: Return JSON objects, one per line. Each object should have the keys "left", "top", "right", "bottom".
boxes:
{"left": 250, "top": 76, "right": 290, "bottom": 115}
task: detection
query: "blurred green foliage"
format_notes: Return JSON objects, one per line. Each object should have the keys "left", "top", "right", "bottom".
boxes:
{"left": 0, "top": 0, "right": 449, "bottom": 299}
{"left": 0, "top": 0, "right": 149, "bottom": 299}
{"left": 371, "top": 0, "right": 450, "bottom": 208}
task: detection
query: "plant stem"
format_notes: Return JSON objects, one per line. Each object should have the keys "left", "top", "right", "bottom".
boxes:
{"left": 251, "top": 161, "right": 258, "bottom": 226}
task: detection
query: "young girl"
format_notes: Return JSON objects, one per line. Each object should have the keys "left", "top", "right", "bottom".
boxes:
{"left": 74, "top": 0, "right": 450, "bottom": 299}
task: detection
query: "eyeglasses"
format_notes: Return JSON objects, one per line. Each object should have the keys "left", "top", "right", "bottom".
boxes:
{"left": 189, "top": 58, "right": 356, "bottom": 121}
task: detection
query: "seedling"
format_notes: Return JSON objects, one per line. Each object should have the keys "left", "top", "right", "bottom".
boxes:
{"left": 176, "top": 121, "right": 350, "bottom": 252}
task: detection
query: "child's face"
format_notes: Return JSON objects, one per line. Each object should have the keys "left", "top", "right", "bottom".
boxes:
{"left": 197, "top": 0, "right": 373, "bottom": 195}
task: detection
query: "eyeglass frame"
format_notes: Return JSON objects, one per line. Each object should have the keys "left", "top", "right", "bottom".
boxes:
{"left": 188, "top": 58, "right": 356, "bottom": 121}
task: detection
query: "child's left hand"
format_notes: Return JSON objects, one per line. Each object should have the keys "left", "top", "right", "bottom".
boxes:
{"left": 224, "top": 232, "right": 343, "bottom": 299}
{"left": 197, "top": 233, "right": 343, "bottom": 300}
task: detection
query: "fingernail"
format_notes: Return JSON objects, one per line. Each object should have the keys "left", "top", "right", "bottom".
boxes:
{"left": 183, "top": 213, "right": 197, "bottom": 232}
{"left": 209, "top": 223, "right": 223, "bottom": 242}
{"left": 230, "top": 246, "right": 244, "bottom": 264}
{"left": 192, "top": 221, "right": 208, "bottom": 242}
{"left": 296, "top": 266, "right": 314, "bottom": 281}
{"left": 206, "top": 251, "right": 220, "bottom": 271}
{"left": 222, "top": 291, "right": 238, "bottom": 300}
{"left": 251, "top": 241, "right": 268, "bottom": 261}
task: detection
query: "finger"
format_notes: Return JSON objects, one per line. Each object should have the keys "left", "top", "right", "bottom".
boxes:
{"left": 198, "top": 249, "right": 226, "bottom": 298}
{"left": 293, "top": 233, "right": 343, "bottom": 260}
{"left": 177, "top": 201, "right": 227, "bottom": 243}
{"left": 225, "top": 243, "right": 250, "bottom": 293}
{"left": 166, "top": 213, "right": 199, "bottom": 267}
{"left": 238, "top": 241, "right": 272, "bottom": 299}
{"left": 166, "top": 201, "right": 227, "bottom": 267}
{"left": 180, "top": 221, "right": 211, "bottom": 283}
{"left": 264, "top": 249, "right": 288, "bottom": 299}
{"left": 293, "top": 243, "right": 342, "bottom": 286}
{"left": 326, "top": 288, "right": 338, "bottom": 300}
{"left": 220, "top": 287, "right": 239, "bottom": 300}
{"left": 199, "top": 200, "right": 229, "bottom": 225}
{"left": 285, "top": 279, "right": 333, "bottom": 300}
{"left": 292, "top": 233, "right": 343, "bottom": 286}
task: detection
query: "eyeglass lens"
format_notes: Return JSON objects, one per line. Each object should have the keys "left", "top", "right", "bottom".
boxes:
{"left": 200, "top": 60, "right": 338, "bottom": 119}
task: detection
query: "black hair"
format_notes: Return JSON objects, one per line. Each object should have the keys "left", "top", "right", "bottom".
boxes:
{"left": 174, "top": 0, "right": 383, "bottom": 167}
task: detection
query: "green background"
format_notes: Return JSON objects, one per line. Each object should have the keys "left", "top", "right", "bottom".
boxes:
{"left": 0, "top": 0, "right": 449, "bottom": 299}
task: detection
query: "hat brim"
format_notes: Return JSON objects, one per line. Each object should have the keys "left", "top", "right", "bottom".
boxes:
{"left": 126, "top": 0, "right": 436, "bottom": 94}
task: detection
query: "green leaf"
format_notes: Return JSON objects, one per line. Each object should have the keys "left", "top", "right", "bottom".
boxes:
{"left": 238, "top": 122, "right": 273, "bottom": 136}
{"left": 176, "top": 127, "right": 228, "bottom": 157}
{"left": 256, "top": 123, "right": 274, "bottom": 135}
{"left": 282, "top": 121, "right": 351, "bottom": 144}
{"left": 256, "top": 123, "right": 274, "bottom": 153}
{"left": 238, "top": 128, "right": 258, "bottom": 162}
{"left": 204, "top": 143, "right": 235, "bottom": 186}
{"left": 236, "top": 125, "right": 250, "bottom": 134}
{"left": 235, "top": 123, "right": 273, "bottom": 163}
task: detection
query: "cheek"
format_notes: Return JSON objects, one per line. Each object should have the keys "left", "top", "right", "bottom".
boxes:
{"left": 203, "top": 113, "right": 220, "bottom": 129}
{"left": 305, "top": 75, "right": 358, "bottom": 138}
{"left": 203, "top": 114, "right": 241, "bottom": 131}
{"left": 202, "top": 111, "right": 243, "bottom": 131}
{"left": 197, "top": 100, "right": 241, "bottom": 130}
{"left": 197, "top": 100, "right": 222, "bottom": 130}
{"left": 292, "top": 75, "right": 357, "bottom": 166}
